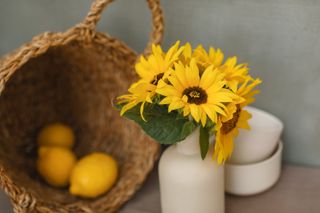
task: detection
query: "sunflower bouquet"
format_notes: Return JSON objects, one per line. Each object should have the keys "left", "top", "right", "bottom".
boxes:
{"left": 116, "top": 41, "right": 261, "bottom": 164}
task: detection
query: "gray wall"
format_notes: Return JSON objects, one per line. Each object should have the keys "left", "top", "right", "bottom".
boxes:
{"left": 1, "top": 0, "right": 320, "bottom": 166}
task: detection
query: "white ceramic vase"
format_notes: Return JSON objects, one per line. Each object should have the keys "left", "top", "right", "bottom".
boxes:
{"left": 159, "top": 129, "right": 224, "bottom": 213}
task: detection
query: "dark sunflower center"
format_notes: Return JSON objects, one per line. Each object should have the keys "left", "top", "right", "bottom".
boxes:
{"left": 221, "top": 105, "right": 241, "bottom": 134}
{"left": 151, "top": 73, "right": 164, "bottom": 85}
{"left": 182, "top": 87, "right": 208, "bottom": 105}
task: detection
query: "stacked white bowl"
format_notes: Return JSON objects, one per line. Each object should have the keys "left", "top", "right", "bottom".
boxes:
{"left": 225, "top": 106, "right": 284, "bottom": 196}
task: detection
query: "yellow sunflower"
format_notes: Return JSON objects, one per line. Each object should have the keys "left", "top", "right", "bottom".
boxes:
{"left": 237, "top": 77, "right": 262, "bottom": 107}
{"left": 156, "top": 59, "right": 238, "bottom": 126}
{"left": 214, "top": 106, "right": 252, "bottom": 164}
{"left": 213, "top": 77, "right": 262, "bottom": 164}
{"left": 117, "top": 82, "right": 154, "bottom": 120}
{"left": 193, "top": 45, "right": 224, "bottom": 70}
{"left": 180, "top": 44, "right": 224, "bottom": 72}
{"left": 135, "top": 41, "right": 184, "bottom": 83}
{"left": 180, "top": 44, "right": 249, "bottom": 92}
{"left": 219, "top": 57, "right": 250, "bottom": 92}
{"left": 117, "top": 41, "right": 184, "bottom": 120}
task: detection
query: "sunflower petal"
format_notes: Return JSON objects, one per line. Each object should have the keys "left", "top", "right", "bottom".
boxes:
{"left": 168, "top": 75, "right": 184, "bottom": 93}
{"left": 183, "top": 43, "right": 192, "bottom": 59}
{"left": 168, "top": 100, "right": 185, "bottom": 112}
{"left": 200, "top": 110, "right": 207, "bottom": 127}
{"left": 140, "top": 102, "right": 147, "bottom": 122}
{"left": 183, "top": 105, "right": 190, "bottom": 116}
{"left": 157, "top": 85, "right": 180, "bottom": 97}
{"left": 159, "top": 97, "right": 173, "bottom": 105}
{"left": 174, "top": 62, "right": 189, "bottom": 88}
{"left": 186, "top": 59, "right": 200, "bottom": 86}
{"left": 202, "top": 105, "right": 217, "bottom": 123}
{"left": 120, "top": 101, "right": 138, "bottom": 116}
{"left": 189, "top": 104, "right": 201, "bottom": 122}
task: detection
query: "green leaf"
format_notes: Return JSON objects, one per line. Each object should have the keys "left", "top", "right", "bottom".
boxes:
{"left": 118, "top": 103, "right": 197, "bottom": 144}
{"left": 199, "top": 126, "right": 209, "bottom": 160}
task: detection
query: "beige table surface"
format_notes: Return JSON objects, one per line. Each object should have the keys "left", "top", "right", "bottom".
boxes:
{"left": 1, "top": 165, "right": 320, "bottom": 213}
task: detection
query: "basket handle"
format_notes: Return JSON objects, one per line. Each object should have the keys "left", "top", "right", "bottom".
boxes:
{"left": 82, "top": 0, "right": 164, "bottom": 55}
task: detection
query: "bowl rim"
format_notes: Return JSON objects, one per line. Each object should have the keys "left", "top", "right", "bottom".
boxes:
{"left": 245, "top": 106, "right": 284, "bottom": 133}
{"left": 226, "top": 141, "right": 283, "bottom": 167}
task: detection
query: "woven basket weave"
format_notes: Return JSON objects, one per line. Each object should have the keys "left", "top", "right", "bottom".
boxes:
{"left": 0, "top": 0, "right": 163, "bottom": 212}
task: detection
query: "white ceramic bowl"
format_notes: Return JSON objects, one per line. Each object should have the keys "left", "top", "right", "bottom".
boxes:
{"left": 225, "top": 141, "right": 283, "bottom": 196}
{"left": 229, "top": 106, "right": 284, "bottom": 164}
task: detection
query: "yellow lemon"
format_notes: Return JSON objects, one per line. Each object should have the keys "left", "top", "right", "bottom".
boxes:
{"left": 70, "top": 152, "right": 118, "bottom": 198}
{"left": 37, "top": 146, "right": 77, "bottom": 187}
{"left": 38, "top": 123, "right": 75, "bottom": 149}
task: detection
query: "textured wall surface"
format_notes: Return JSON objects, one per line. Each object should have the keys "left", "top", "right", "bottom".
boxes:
{"left": 1, "top": 0, "right": 320, "bottom": 166}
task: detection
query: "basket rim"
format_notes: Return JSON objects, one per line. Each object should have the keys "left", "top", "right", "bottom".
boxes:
{"left": 0, "top": 27, "right": 139, "bottom": 95}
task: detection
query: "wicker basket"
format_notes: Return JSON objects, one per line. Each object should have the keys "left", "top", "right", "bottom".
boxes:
{"left": 0, "top": 0, "right": 163, "bottom": 212}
